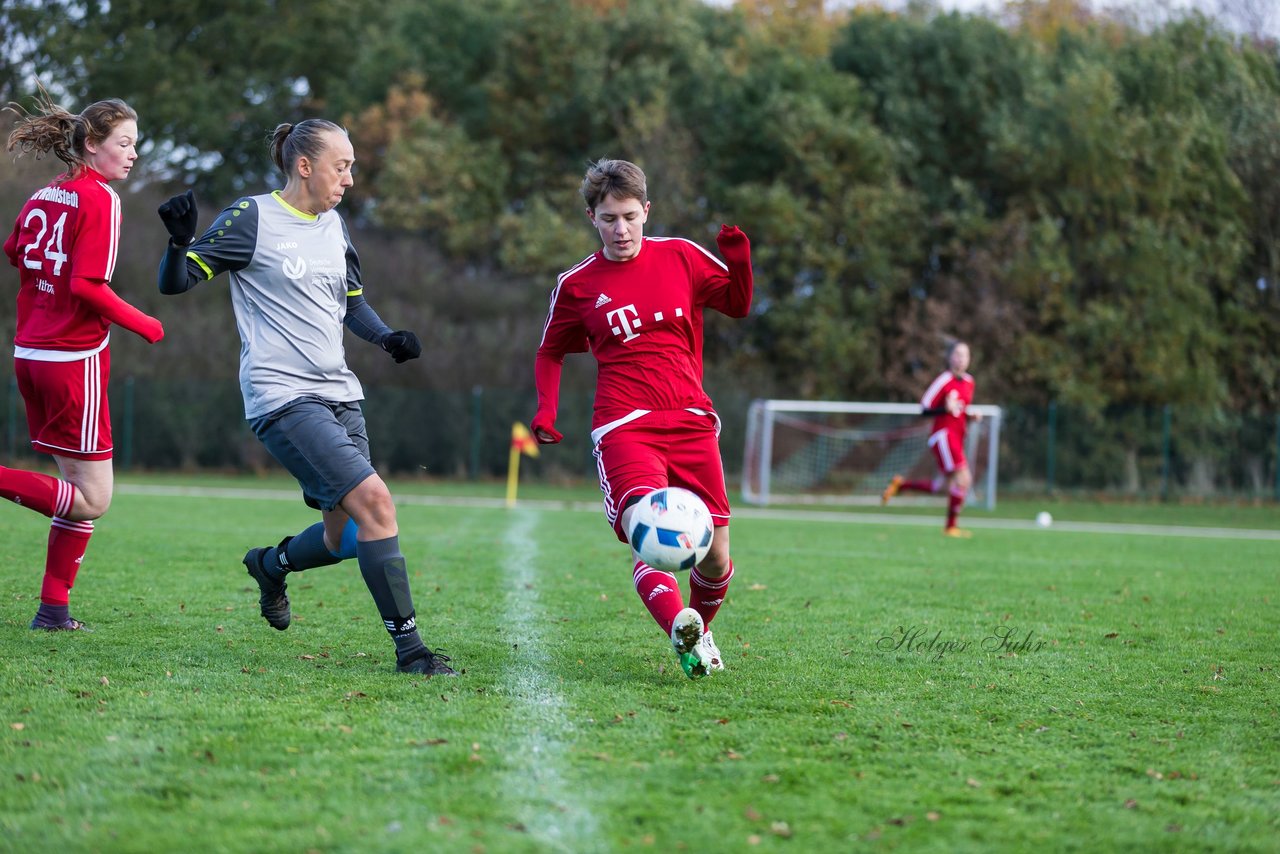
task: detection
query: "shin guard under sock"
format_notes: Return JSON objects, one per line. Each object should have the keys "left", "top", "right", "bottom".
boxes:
{"left": 41, "top": 518, "right": 93, "bottom": 606}
{"left": 947, "top": 487, "right": 966, "bottom": 529}
{"left": 356, "top": 536, "right": 425, "bottom": 659}
{"left": 900, "top": 478, "right": 940, "bottom": 494}
{"left": 1, "top": 467, "right": 76, "bottom": 518}
{"left": 632, "top": 560, "right": 685, "bottom": 636}
{"left": 263, "top": 521, "right": 345, "bottom": 581}
{"left": 689, "top": 561, "right": 734, "bottom": 628}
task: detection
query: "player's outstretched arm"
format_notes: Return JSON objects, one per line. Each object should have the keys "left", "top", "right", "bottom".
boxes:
{"left": 339, "top": 292, "right": 421, "bottom": 362}
{"left": 343, "top": 293, "right": 391, "bottom": 339}
{"left": 531, "top": 353, "right": 564, "bottom": 444}
{"left": 69, "top": 277, "right": 164, "bottom": 343}
{"left": 715, "top": 224, "right": 753, "bottom": 318}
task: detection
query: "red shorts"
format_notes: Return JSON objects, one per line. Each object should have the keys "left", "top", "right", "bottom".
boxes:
{"left": 593, "top": 409, "right": 730, "bottom": 543}
{"left": 927, "top": 427, "right": 965, "bottom": 474}
{"left": 14, "top": 349, "right": 113, "bottom": 461}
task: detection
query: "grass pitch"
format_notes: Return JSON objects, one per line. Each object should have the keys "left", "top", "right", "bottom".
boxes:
{"left": 1, "top": 476, "right": 1276, "bottom": 852}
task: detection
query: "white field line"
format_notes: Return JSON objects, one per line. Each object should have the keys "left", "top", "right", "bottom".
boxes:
{"left": 497, "top": 509, "right": 598, "bottom": 852}
{"left": 116, "top": 483, "right": 1280, "bottom": 542}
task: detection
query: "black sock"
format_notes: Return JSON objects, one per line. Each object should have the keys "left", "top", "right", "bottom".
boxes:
{"left": 264, "top": 522, "right": 342, "bottom": 581}
{"left": 356, "top": 536, "right": 426, "bottom": 660}
{"left": 33, "top": 603, "right": 70, "bottom": 626}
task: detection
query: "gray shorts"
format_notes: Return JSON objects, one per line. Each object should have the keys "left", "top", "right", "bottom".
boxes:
{"left": 250, "top": 396, "right": 375, "bottom": 512}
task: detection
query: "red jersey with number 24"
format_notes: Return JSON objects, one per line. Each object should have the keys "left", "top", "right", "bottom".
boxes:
{"left": 4, "top": 167, "right": 121, "bottom": 351}
{"left": 537, "top": 236, "right": 749, "bottom": 430}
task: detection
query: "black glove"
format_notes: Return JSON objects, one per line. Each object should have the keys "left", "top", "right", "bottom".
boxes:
{"left": 382, "top": 330, "right": 421, "bottom": 363}
{"left": 158, "top": 189, "right": 199, "bottom": 246}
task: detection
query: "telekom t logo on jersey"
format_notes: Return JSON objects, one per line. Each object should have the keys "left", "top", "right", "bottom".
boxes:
{"left": 606, "top": 303, "right": 684, "bottom": 342}
{"left": 607, "top": 305, "right": 642, "bottom": 341}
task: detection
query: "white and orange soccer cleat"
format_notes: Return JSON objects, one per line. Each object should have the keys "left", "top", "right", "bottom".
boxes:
{"left": 881, "top": 475, "right": 904, "bottom": 505}
{"left": 943, "top": 526, "right": 973, "bottom": 539}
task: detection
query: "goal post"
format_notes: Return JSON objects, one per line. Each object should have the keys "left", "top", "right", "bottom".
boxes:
{"left": 741, "top": 400, "right": 1003, "bottom": 509}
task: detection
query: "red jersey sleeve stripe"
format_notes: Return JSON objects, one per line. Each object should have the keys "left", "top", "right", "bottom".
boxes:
{"left": 649, "top": 236, "right": 728, "bottom": 271}
{"left": 100, "top": 180, "right": 121, "bottom": 281}
{"left": 540, "top": 254, "right": 597, "bottom": 347}
{"left": 920, "top": 371, "right": 951, "bottom": 408}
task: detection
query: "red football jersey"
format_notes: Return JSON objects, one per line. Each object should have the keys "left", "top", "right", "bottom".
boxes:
{"left": 921, "top": 370, "right": 975, "bottom": 439}
{"left": 4, "top": 167, "right": 120, "bottom": 351}
{"left": 537, "top": 236, "right": 749, "bottom": 431}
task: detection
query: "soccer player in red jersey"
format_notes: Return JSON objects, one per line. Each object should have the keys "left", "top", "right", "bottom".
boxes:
{"left": 531, "top": 159, "right": 752, "bottom": 679}
{"left": 882, "top": 341, "right": 982, "bottom": 537}
{"left": 2, "top": 94, "right": 164, "bottom": 630}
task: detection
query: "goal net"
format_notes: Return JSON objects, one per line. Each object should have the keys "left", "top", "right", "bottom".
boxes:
{"left": 741, "top": 400, "right": 1003, "bottom": 509}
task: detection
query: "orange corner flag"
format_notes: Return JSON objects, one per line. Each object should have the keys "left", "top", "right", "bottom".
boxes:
{"left": 511, "top": 421, "right": 540, "bottom": 458}
{"left": 507, "top": 422, "right": 538, "bottom": 508}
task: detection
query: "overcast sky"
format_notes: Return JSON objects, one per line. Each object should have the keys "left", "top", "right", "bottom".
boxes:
{"left": 706, "top": 0, "right": 1277, "bottom": 38}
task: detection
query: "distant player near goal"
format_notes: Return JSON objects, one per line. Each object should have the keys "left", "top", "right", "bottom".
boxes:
{"left": 531, "top": 158, "right": 752, "bottom": 679}
{"left": 882, "top": 340, "right": 982, "bottom": 537}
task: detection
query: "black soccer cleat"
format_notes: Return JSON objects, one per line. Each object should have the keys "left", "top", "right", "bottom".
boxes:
{"left": 395, "top": 648, "right": 458, "bottom": 677}
{"left": 243, "top": 547, "right": 291, "bottom": 630}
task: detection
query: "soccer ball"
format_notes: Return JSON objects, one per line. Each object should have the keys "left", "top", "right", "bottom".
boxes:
{"left": 1035, "top": 511, "right": 1053, "bottom": 528}
{"left": 628, "top": 487, "right": 714, "bottom": 572}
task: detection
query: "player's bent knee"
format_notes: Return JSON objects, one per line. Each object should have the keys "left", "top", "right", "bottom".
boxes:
{"left": 697, "top": 532, "right": 731, "bottom": 578}
{"left": 697, "top": 551, "right": 731, "bottom": 579}
{"left": 70, "top": 492, "right": 111, "bottom": 521}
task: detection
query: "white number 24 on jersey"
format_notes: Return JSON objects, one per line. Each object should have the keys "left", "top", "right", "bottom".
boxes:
{"left": 21, "top": 208, "right": 70, "bottom": 276}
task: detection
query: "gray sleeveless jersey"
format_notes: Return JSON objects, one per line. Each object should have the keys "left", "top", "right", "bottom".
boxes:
{"left": 184, "top": 192, "right": 365, "bottom": 419}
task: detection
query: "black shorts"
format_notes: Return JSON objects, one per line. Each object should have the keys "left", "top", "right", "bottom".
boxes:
{"left": 250, "top": 396, "right": 375, "bottom": 512}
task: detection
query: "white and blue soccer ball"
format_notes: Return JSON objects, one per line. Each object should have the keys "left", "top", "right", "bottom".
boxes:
{"left": 628, "top": 487, "right": 714, "bottom": 572}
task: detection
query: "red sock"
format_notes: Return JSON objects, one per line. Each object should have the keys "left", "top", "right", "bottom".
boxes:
{"left": 946, "top": 487, "right": 965, "bottom": 529}
{"left": 40, "top": 518, "right": 93, "bottom": 606}
{"left": 0, "top": 466, "right": 76, "bottom": 518}
{"left": 900, "top": 478, "right": 939, "bottom": 494}
{"left": 632, "top": 560, "right": 685, "bottom": 636}
{"left": 689, "top": 561, "right": 734, "bottom": 628}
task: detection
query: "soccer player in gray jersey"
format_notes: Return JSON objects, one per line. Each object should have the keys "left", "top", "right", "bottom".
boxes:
{"left": 154, "top": 119, "right": 455, "bottom": 676}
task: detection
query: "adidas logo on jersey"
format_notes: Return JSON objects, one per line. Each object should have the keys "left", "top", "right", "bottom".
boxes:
{"left": 595, "top": 293, "right": 612, "bottom": 309}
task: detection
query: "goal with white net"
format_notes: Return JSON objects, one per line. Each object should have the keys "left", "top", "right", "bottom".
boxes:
{"left": 740, "top": 400, "right": 1003, "bottom": 509}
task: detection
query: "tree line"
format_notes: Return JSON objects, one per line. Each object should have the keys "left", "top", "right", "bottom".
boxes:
{"left": 1, "top": 0, "right": 1277, "bottom": 436}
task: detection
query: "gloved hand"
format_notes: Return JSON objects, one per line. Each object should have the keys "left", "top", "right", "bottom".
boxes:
{"left": 715, "top": 224, "right": 750, "bottom": 265}
{"left": 530, "top": 412, "right": 562, "bottom": 444}
{"left": 158, "top": 190, "right": 199, "bottom": 246}
{"left": 382, "top": 330, "right": 422, "bottom": 363}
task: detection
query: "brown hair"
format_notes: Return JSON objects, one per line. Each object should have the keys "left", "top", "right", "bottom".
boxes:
{"left": 945, "top": 339, "right": 970, "bottom": 367}
{"left": 6, "top": 91, "right": 137, "bottom": 177}
{"left": 269, "top": 119, "right": 346, "bottom": 176}
{"left": 580, "top": 158, "right": 648, "bottom": 211}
